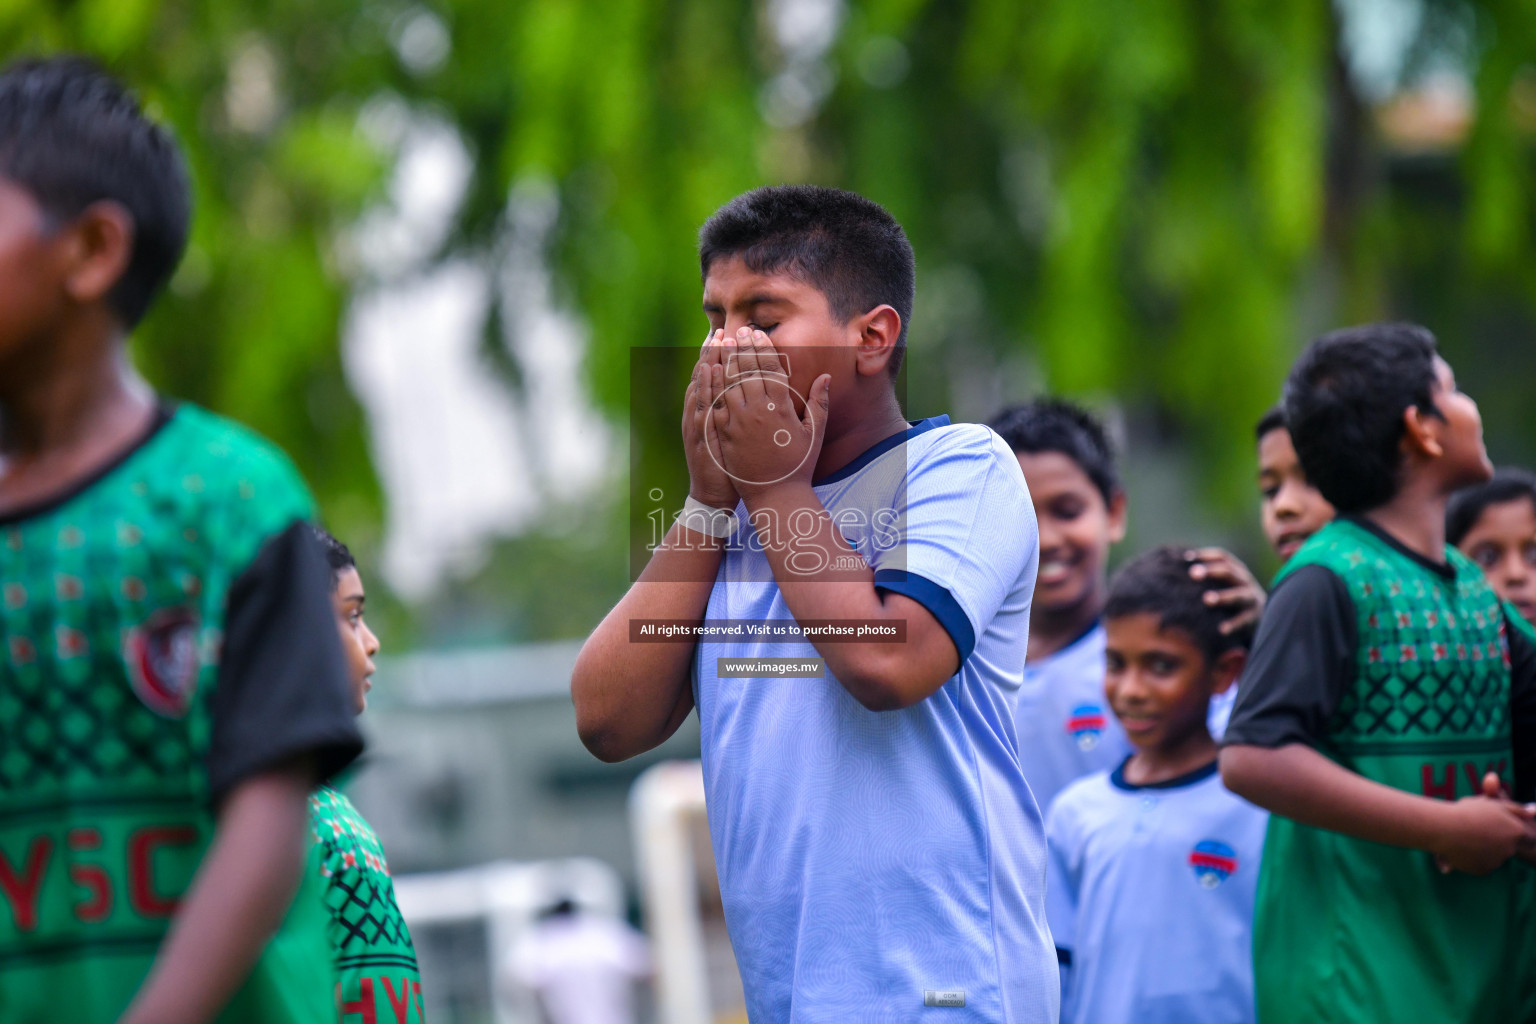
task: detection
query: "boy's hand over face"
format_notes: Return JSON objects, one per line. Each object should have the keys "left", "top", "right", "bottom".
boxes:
{"left": 683, "top": 331, "right": 740, "bottom": 509}
{"left": 1186, "top": 548, "right": 1266, "bottom": 635}
{"left": 711, "top": 329, "right": 831, "bottom": 503}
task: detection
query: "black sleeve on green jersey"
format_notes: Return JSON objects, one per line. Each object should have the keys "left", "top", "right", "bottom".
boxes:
{"left": 1222, "top": 564, "right": 1357, "bottom": 749}
{"left": 208, "top": 520, "right": 364, "bottom": 805}
{"left": 1504, "top": 610, "right": 1536, "bottom": 802}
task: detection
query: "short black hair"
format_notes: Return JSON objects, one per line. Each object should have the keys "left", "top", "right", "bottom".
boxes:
{"left": 309, "top": 525, "right": 355, "bottom": 587}
{"left": 1282, "top": 323, "right": 1440, "bottom": 514}
{"left": 1105, "top": 545, "right": 1254, "bottom": 662}
{"left": 699, "top": 185, "right": 915, "bottom": 376}
{"left": 986, "top": 398, "right": 1120, "bottom": 505}
{"left": 1447, "top": 467, "right": 1536, "bottom": 547}
{"left": 1254, "top": 404, "right": 1286, "bottom": 442}
{"left": 0, "top": 56, "right": 190, "bottom": 328}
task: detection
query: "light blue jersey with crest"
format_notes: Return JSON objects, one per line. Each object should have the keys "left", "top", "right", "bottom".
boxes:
{"left": 1045, "top": 761, "right": 1267, "bottom": 1024}
{"left": 693, "top": 417, "right": 1057, "bottom": 1024}
{"left": 1015, "top": 623, "right": 1131, "bottom": 815}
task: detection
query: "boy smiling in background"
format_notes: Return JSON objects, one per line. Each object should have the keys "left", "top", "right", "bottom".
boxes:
{"left": 1046, "top": 546, "right": 1266, "bottom": 1024}
{"left": 1254, "top": 405, "right": 1334, "bottom": 564}
{"left": 986, "top": 400, "right": 1266, "bottom": 811}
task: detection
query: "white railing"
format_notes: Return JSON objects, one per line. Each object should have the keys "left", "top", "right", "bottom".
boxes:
{"left": 394, "top": 856, "right": 626, "bottom": 1024}
{"left": 629, "top": 761, "right": 746, "bottom": 1024}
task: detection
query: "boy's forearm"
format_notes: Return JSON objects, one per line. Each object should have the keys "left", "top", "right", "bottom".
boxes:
{"left": 571, "top": 521, "right": 724, "bottom": 760}
{"left": 117, "top": 758, "right": 314, "bottom": 1024}
{"left": 742, "top": 482, "right": 951, "bottom": 706}
{"left": 1220, "top": 743, "right": 1449, "bottom": 851}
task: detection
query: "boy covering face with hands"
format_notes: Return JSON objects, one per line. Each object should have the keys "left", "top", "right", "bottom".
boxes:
{"left": 573, "top": 186, "right": 1056, "bottom": 1024}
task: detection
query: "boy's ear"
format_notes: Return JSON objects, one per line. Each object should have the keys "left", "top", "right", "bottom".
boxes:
{"left": 1402, "top": 402, "right": 1445, "bottom": 462}
{"left": 61, "top": 200, "right": 135, "bottom": 308}
{"left": 1106, "top": 489, "right": 1129, "bottom": 545}
{"left": 852, "top": 304, "right": 902, "bottom": 378}
{"left": 1210, "top": 647, "right": 1247, "bottom": 695}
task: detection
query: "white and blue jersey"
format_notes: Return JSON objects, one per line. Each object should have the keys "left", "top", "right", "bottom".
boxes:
{"left": 1015, "top": 623, "right": 1131, "bottom": 816}
{"left": 1044, "top": 760, "right": 1267, "bottom": 1024}
{"left": 694, "top": 416, "right": 1057, "bottom": 1024}
{"left": 1206, "top": 686, "right": 1236, "bottom": 740}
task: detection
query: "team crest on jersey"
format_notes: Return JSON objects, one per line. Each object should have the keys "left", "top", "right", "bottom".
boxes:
{"left": 124, "top": 607, "right": 201, "bottom": 718}
{"left": 1066, "top": 704, "right": 1107, "bottom": 750}
{"left": 1189, "top": 840, "right": 1238, "bottom": 889}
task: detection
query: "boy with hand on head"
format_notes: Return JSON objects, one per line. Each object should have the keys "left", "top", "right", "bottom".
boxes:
{"left": 984, "top": 402, "right": 1131, "bottom": 807}
{"left": 573, "top": 186, "right": 1058, "bottom": 1023}
{"left": 0, "top": 57, "right": 363, "bottom": 1023}
{"left": 307, "top": 528, "right": 426, "bottom": 1023}
{"left": 1221, "top": 323, "right": 1536, "bottom": 1024}
{"left": 1254, "top": 405, "right": 1334, "bottom": 564}
{"left": 1045, "top": 546, "right": 1266, "bottom": 1024}
{"left": 985, "top": 400, "right": 1265, "bottom": 812}
{"left": 1447, "top": 468, "right": 1536, "bottom": 628}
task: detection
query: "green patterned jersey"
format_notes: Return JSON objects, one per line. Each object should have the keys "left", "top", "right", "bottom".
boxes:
{"left": 309, "top": 786, "right": 425, "bottom": 1023}
{"left": 1248, "top": 518, "right": 1529, "bottom": 1024}
{"left": 0, "top": 403, "right": 362, "bottom": 1024}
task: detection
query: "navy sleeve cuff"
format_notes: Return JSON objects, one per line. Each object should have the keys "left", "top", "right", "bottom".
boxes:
{"left": 873, "top": 569, "right": 977, "bottom": 663}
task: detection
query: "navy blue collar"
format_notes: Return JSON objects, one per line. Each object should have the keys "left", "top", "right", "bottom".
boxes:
{"left": 813, "top": 415, "right": 949, "bottom": 487}
{"left": 1069, "top": 617, "right": 1105, "bottom": 647}
{"left": 1109, "top": 757, "right": 1219, "bottom": 792}
{"left": 1060, "top": 617, "right": 1103, "bottom": 655}
{"left": 1025, "top": 617, "right": 1103, "bottom": 673}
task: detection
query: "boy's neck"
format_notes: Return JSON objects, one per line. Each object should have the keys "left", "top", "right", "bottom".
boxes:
{"left": 812, "top": 387, "right": 912, "bottom": 482}
{"left": 0, "top": 317, "right": 155, "bottom": 510}
{"left": 1362, "top": 479, "right": 1449, "bottom": 565}
{"left": 1028, "top": 588, "right": 1104, "bottom": 661}
{"left": 1122, "top": 727, "right": 1218, "bottom": 787}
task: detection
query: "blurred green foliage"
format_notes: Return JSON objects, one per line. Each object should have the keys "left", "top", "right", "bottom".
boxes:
{"left": 10, "top": 0, "right": 1536, "bottom": 633}
{"left": 445, "top": 0, "right": 1536, "bottom": 585}
{"left": 1, "top": 0, "right": 397, "bottom": 546}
